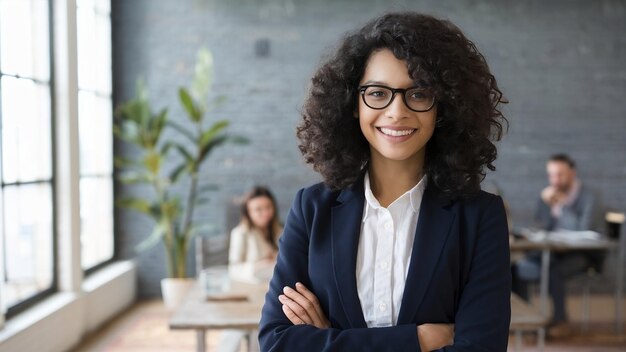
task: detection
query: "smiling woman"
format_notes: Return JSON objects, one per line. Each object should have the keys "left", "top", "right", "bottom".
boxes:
{"left": 259, "top": 12, "right": 510, "bottom": 352}
{"left": 356, "top": 49, "right": 437, "bottom": 181}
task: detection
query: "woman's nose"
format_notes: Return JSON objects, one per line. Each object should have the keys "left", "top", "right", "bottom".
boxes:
{"left": 385, "top": 92, "right": 410, "bottom": 120}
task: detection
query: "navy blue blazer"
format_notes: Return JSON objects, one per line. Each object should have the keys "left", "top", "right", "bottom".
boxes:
{"left": 259, "top": 173, "right": 511, "bottom": 351}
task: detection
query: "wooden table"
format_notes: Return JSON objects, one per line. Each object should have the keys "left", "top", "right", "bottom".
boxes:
{"left": 510, "top": 234, "right": 623, "bottom": 334}
{"left": 169, "top": 280, "right": 269, "bottom": 352}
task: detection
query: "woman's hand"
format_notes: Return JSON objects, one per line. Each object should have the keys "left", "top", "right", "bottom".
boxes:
{"left": 279, "top": 282, "right": 330, "bottom": 329}
{"left": 278, "top": 282, "right": 453, "bottom": 349}
{"left": 417, "top": 323, "right": 455, "bottom": 351}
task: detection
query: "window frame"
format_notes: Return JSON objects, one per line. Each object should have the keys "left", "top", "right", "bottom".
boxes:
{"left": 0, "top": 0, "right": 59, "bottom": 319}
{"left": 0, "top": 0, "right": 117, "bottom": 319}
{"left": 76, "top": 0, "right": 115, "bottom": 273}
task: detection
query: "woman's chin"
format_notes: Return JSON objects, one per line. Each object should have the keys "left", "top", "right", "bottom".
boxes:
{"left": 371, "top": 147, "right": 424, "bottom": 163}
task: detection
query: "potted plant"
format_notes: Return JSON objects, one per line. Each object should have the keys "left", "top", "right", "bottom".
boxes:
{"left": 114, "top": 48, "right": 246, "bottom": 309}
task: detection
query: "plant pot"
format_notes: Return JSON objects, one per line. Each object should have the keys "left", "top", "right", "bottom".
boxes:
{"left": 160, "top": 278, "right": 194, "bottom": 310}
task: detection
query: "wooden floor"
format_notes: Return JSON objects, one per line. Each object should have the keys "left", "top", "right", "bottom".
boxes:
{"left": 72, "top": 294, "right": 626, "bottom": 351}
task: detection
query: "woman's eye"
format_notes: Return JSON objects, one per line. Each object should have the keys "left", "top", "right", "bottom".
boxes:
{"left": 409, "top": 91, "right": 429, "bottom": 100}
{"left": 367, "top": 90, "right": 388, "bottom": 98}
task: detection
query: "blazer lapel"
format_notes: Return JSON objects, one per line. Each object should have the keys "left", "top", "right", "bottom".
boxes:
{"left": 331, "top": 173, "right": 368, "bottom": 328}
{"left": 397, "top": 183, "right": 456, "bottom": 324}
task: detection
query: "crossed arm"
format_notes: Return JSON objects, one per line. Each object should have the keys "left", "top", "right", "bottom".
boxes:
{"left": 279, "top": 281, "right": 454, "bottom": 351}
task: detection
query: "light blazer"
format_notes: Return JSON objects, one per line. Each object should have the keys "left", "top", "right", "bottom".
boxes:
{"left": 259, "top": 173, "right": 511, "bottom": 351}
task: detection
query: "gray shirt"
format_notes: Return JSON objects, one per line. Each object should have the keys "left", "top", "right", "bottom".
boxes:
{"left": 534, "top": 183, "right": 601, "bottom": 232}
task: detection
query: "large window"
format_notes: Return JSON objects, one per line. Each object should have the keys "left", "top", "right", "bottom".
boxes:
{"left": 76, "top": 0, "right": 114, "bottom": 270}
{"left": 0, "top": 0, "right": 115, "bottom": 317}
{"left": 0, "top": 0, "right": 55, "bottom": 313}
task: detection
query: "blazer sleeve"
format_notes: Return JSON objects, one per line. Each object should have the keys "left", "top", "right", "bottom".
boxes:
{"left": 437, "top": 195, "right": 512, "bottom": 351}
{"left": 258, "top": 188, "right": 422, "bottom": 352}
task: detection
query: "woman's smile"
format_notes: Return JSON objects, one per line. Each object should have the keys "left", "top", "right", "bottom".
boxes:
{"left": 376, "top": 126, "right": 417, "bottom": 142}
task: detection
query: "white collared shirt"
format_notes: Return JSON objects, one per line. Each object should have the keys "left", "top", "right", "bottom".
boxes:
{"left": 356, "top": 171, "right": 427, "bottom": 327}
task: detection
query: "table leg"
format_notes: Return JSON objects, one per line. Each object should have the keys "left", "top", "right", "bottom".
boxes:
{"left": 248, "top": 329, "right": 259, "bottom": 351}
{"left": 538, "top": 327, "right": 545, "bottom": 352}
{"left": 196, "top": 330, "right": 207, "bottom": 352}
{"left": 616, "top": 236, "right": 625, "bottom": 335}
{"left": 540, "top": 249, "right": 551, "bottom": 318}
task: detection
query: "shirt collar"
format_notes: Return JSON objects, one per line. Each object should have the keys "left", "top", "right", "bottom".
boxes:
{"left": 564, "top": 178, "right": 581, "bottom": 206}
{"left": 362, "top": 170, "right": 428, "bottom": 222}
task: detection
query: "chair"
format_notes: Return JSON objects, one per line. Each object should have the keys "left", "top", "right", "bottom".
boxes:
{"left": 194, "top": 197, "right": 241, "bottom": 275}
{"left": 195, "top": 234, "right": 230, "bottom": 275}
{"left": 574, "top": 211, "right": 624, "bottom": 332}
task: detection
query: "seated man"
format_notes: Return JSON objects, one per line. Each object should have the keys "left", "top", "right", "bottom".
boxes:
{"left": 512, "top": 153, "right": 602, "bottom": 334}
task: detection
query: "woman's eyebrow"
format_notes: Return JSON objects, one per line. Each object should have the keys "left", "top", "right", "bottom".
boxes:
{"left": 361, "top": 80, "right": 424, "bottom": 88}
{"left": 361, "top": 80, "right": 388, "bottom": 86}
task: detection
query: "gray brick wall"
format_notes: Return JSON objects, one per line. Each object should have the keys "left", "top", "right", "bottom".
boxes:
{"left": 112, "top": 0, "right": 626, "bottom": 297}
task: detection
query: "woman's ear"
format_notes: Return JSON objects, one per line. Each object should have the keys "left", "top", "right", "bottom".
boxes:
{"left": 353, "top": 110, "right": 359, "bottom": 119}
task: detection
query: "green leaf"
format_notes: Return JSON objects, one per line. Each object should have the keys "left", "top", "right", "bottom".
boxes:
{"left": 197, "top": 134, "right": 246, "bottom": 166}
{"left": 115, "top": 85, "right": 167, "bottom": 150}
{"left": 117, "top": 197, "right": 152, "bottom": 214}
{"left": 190, "top": 48, "right": 214, "bottom": 110}
{"left": 114, "top": 120, "right": 140, "bottom": 144}
{"left": 167, "top": 120, "right": 196, "bottom": 143}
{"left": 169, "top": 163, "right": 188, "bottom": 184}
{"left": 173, "top": 144, "right": 196, "bottom": 173}
{"left": 148, "top": 108, "right": 168, "bottom": 146}
{"left": 118, "top": 92, "right": 150, "bottom": 127}
{"left": 199, "top": 120, "right": 229, "bottom": 148}
{"left": 143, "top": 152, "right": 161, "bottom": 174}
{"left": 160, "top": 141, "right": 175, "bottom": 155}
{"left": 197, "top": 135, "right": 247, "bottom": 166}
{"left": 161, "top": 199, "right": 181, "bottom": 220}
{"left": 136, "top": 223, "right": 165, "bottom": 252}
{"left": 174, "top": 144, "right": 194, "bottom": 163}
{"left": 179, "top": 88, "right": 201, "bottom": 122}
{"left": 197, "top": 136, "right": 223, "bottom": 164}
{"left": 118, "top": 171, "right": 152, "bottom": 184}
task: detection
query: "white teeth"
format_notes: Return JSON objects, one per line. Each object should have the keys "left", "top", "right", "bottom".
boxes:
{"left": 379, "top": 127, "right": 415, "bottom": 137}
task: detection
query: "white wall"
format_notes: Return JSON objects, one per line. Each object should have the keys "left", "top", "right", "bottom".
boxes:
{"left": 0, "top": 261, "right": 136, "bottom": 352}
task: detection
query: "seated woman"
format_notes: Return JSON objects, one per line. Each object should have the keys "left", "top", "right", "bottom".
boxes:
{"left": 219, "top": 186, "right": 284, "bottom": 352}
{"left": 229, "top": 186, "right": 284, "bottom": 282}
{"left": 259, "top": 12, "right": 511, "bottom": 351}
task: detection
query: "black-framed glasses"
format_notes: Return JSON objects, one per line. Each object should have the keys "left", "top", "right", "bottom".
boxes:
{"left": 358, "top": 84, "right": 436, "bottom": 112}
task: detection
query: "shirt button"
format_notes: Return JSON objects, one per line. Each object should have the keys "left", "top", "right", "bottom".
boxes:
{"left": 384, "top": 222, "right": 392, "bottom": 230}
{"left": 379, "top": 302, "right": 387, "bottom": 311}
{"left": 379, "top": 261, "right": 388, "bottom": 269}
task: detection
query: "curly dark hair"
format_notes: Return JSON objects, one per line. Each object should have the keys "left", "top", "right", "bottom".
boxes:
{"left": 297, "top": 12, "right": 508, "bottom": 199}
